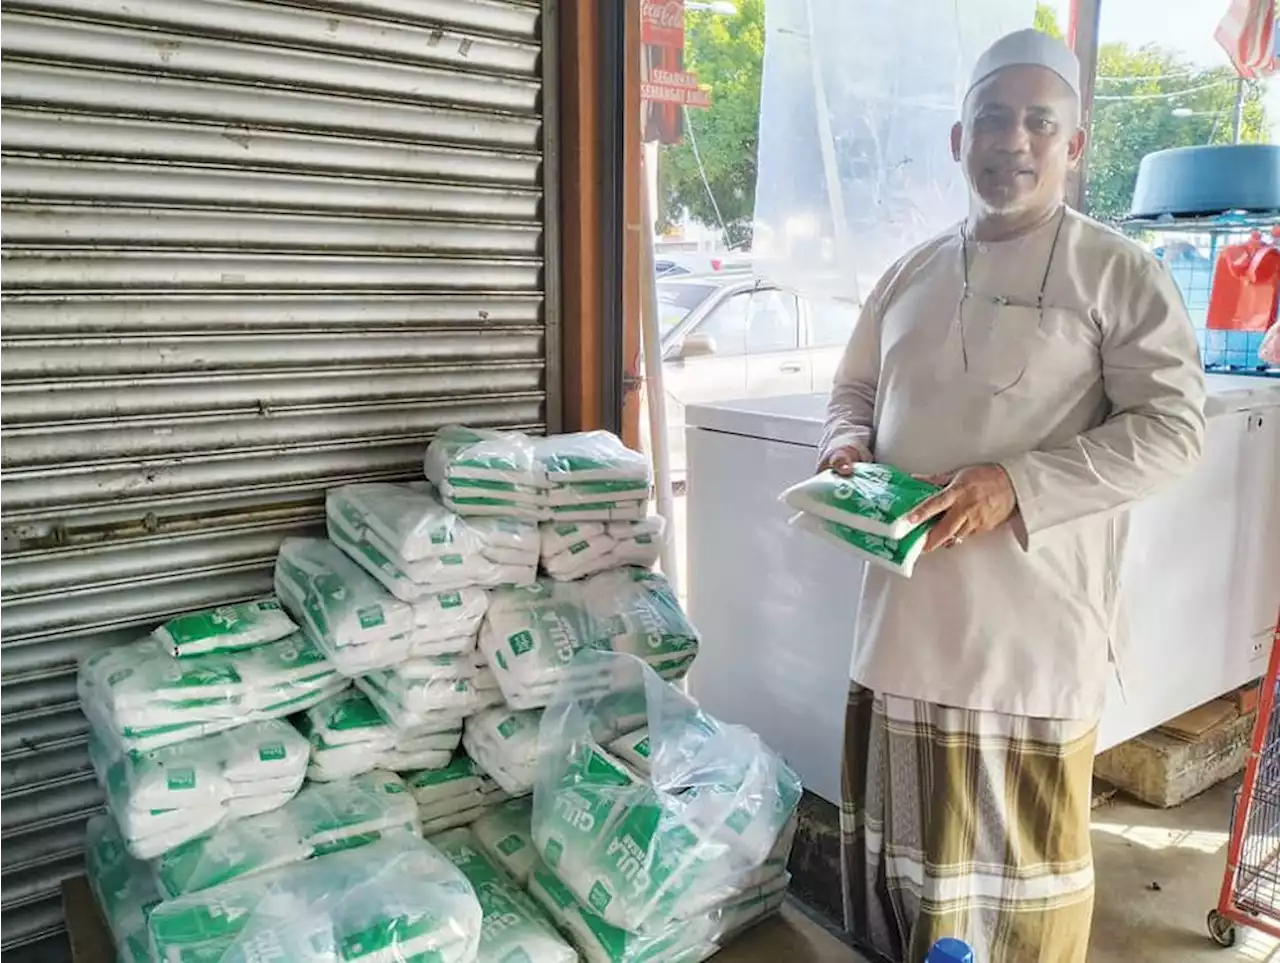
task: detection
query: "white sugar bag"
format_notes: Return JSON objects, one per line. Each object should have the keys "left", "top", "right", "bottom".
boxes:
{"left": 327, "top": 481, "right": 485, "bottom": 561}
{"left": 301, "top": 687, "right": 462, "bottom": 781}
{"left": 535, "top": 431, "right": 650, "bottom": 485}
{"left": 530, "top": 654, "right": 802, "bottom": 934}
{"left": 549, "top": 500, "right": 648, "bottom": 523}
{"left": 478, "top": 571, "right": 698, "bottom": 707}
{"left": 412, "top": 587, "right": 489, "bottom": 638}
{"left": 147, "top": 834, "right": 482, "bottom": 963}
{"left": 85, "top": 814, "right": 160, "bottom": 963}
{"left": 438, "top": 480, "right": 551, "bottom": 521}
{"left": 79, "top": 633, "right": 339, "bottom": 722}
{"left": 433, "top": 829, "right": 577, "bottom": 963}
{"left": 354, "top": 671, "right": 494, "bottom": 733}
{"left": 543, "top": 531, "right": 616, "bottom": 574}
{"left": 610, "top": 537, "right": 662, "bottom": 569}
{"left": 275, "top": 536, "right": 414, "bottom": 673}
{"left": 406, "top": 755, "right": 491, "bottom": 808}
{"left": 543, "top": 479, "right": 652, "bottom": 507}
{"left": 528, "top": 863, "right": 719, "bottom": 963}
{"left": 409, "top": 632, "right": 479, "bottom": 659}
{"left": 463, "top": 708, "right": 542, "bottom": 797}
{"left": 607, "top": 516, "right": 667, "bottom": 541}
{"left": 91, "top": 718, "right": 307, "bottom": 816}
{"left": 425, "top": 424, "right": 542, "bottom": 486}
{"left": 360, "top": 665, "right": 503, "bottom": 718}
{"left": 541, "top": 521, "right": 608, "bottom": 557}
{"left": 607, "top": 726, "right": 652, "bottom": 775}
{"left": 151, "top": 772, "right": 424, "bottom": 902}
{"left": 471, "top": 797, "right": 536, "bottom": 886}
{"left": 151, "top": 598, "right": 297, "bottom": 659}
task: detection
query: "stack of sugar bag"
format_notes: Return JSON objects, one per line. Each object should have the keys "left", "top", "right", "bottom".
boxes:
{"left": 433, "top": 828, "right": 578, "bottom": 963}
{"left": 274, "top": 536, "right": 419, "bottom": 675}
{"left": 479, "top": 568, "right": 699, "bottom": 709}
{"left": 424, "top": 426, "right": 653, "bottom": 523}
{"left": 539, "top": 517, "right": 666, "bottom": 582}
{"left": 462, "top": 706, "right": 543, "bottom": 797}
{"left": 79, "top": 626, "right": 343, "bottom": 754}
{"left": 87, "top": 718, "right": 309, "bottom": 859}
{"left": 406, "top": 754, "right": 509, "bottom": 835}
{"left": 529, "top": 862, "right": 791, "bottom": 963}
{"left": 146, "top": 834, "right": 483, "bottom": 963}
{"left": 150, "top": 770, "right": 421, "bottom": 899}
{"left": 78, "top": 612, "right": 342, "bottom": 860}
{"left": 524, "top": 652, "right": 801, "bottom": 962}
{"left": 536, "top": 431, "right": 652, "bottom": 522}
{"left": 327, "top": 482, "right": 539, "bottom": 598}
{"left": 299, "top": 687, "right": 463, "bottom": 780}
{"left": 85, "top": 814, "right": 161, "bottom": 963}
{"left": 472, "top": 797, "right": 537, "bottom": 885}
{"left": 425, "top": 425, "right": 547, "bottom": 520}
{"left": 356, "top": 649, "right": 503, "bottom": 732}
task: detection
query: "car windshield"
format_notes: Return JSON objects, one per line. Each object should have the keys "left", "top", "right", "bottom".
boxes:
{"left": 657, "top": 282, "right": 717, "bottom": 334}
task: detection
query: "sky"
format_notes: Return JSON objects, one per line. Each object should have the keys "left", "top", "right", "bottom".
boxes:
{"left": 1042, "top": 0, "right": 1231, "bottom": 66}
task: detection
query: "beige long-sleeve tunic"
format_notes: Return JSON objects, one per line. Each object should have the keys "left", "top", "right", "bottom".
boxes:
{"left": 823, "top": 207, "right": 1206, "bottom": 720}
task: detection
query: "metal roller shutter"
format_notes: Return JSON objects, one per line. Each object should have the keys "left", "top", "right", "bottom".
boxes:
{"left": 0, "top": 0, "right": 560, "bottom": 956}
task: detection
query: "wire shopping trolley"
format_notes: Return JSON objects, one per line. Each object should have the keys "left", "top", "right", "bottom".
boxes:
{"left": 1208, "top": 607, "right": 1280, "bottom": 947}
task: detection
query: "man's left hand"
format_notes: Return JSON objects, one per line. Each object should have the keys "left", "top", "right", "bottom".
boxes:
{"left": 907, "top": 464, "right": 1018, "bottom": 553}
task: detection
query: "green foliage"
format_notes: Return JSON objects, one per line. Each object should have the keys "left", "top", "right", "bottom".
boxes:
{"left": 661, "top": 1, "right": 1269, "bottom": 241}
{"left": 657, "top": 0, "right": 764, "bottom": 248}
{"left": 1035, "top": 3, "right": 1267, "bottom": 224}
{"left": 1088, "top": 47, "right": 1266, "bottom": 223}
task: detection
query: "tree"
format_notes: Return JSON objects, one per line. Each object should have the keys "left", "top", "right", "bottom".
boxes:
{"left": 662, "top": 2, "right": 1269, "bottom": 242}
{"left": 1035, "top": 3, "right": 1268, "bottom": 224}
{"left": 658, "top": 0, "right": 765, "bottom": 248}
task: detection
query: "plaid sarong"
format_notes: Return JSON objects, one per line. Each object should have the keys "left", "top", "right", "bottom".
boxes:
{"left": 841, "top": 684, "right": 1097, "bottom": 963}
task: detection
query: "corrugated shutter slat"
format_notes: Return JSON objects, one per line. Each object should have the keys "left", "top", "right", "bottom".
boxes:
{"left": 0, "top": 0, "right": 554, "bottom": 955}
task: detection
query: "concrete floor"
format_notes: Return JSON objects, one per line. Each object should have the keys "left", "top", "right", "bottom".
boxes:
{"left": 713, "top": 780, "right": 1275, "bottom": 963}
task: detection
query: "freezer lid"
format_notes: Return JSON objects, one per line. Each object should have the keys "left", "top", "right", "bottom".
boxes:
{"left": 686, "top": 394, "right": 828, "bottom": 447}
{"left": 683, "top": 376, "right": 1279, "bottom": 449}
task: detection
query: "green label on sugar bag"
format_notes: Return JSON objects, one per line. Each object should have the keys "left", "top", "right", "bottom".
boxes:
{"left": 544, "top": 838, "right": 563, "bottom": 868}
{"left": 497, "top": 715, "right": 522, "bottom": 740}
{"left": 497, "top": 834, "right": 526, "bottom": 857}
{"left": 634, "top": 737, "right": 651, "bottom": 759}
{"left": 569, "top": 541, "right": 591, "bottom": 555}
{"left": 324, "top": 690, "right": 384, "bottom": 732}
{"left": 588, "top": 882, "right": 612, "bottom": 913}
{"left": 356, "top": 605, "right": 385, "bottom": 630}
{"left": 166, "top": 767, "right": 197, "bottom": 792}
{"left": 439, "top": 592, "right": 462, "bottom": 609}
{"left": 509, "top": 631, "right": 535, "bottom": 657}
{"left": 257, "top": 742, "right": 286, "bottom": 762}
{"left": 554, "top": 523, "right": 580, "bottom": 537}
{"left": 409, "top": 755, "right": 475, "bottom": 788}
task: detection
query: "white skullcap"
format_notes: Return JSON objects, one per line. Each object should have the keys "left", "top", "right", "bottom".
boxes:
{"left": 967, "top": 28, "right": 1081, "bottom": 102}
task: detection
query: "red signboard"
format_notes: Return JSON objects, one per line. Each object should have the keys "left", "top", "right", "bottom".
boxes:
{"left": 641, "top": 0, "right": 686, "bottom": 50}
{"left": 641, "top": 82, "right": 712, "bottom": 108}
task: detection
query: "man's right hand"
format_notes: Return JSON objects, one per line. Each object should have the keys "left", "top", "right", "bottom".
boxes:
{"left": 818, "top": 445, "right": 864, "bottom": 477}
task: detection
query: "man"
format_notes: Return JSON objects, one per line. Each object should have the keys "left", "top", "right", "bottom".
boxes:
{"left": 821, "top": 29, "right": 1206, "bottom": 963}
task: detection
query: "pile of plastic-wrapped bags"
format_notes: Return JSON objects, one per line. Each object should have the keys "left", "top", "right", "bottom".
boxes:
{"left": 78, "top": 425, "right": 801, "bottom": 963}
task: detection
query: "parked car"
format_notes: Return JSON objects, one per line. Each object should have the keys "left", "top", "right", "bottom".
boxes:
{"left": 657, "top": 276, "right": 858, "bottom": 475}
{"left": 654, "top": 254, "right": 754, "bottom": 279}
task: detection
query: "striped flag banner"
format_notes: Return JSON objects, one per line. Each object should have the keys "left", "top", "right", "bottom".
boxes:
{"left": 1215, "top": 0, "right": 1278, "bottom": 78}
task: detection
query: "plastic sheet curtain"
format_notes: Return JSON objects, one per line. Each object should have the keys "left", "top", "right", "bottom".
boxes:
{"left": 751, "top": 0, "right": 1035, "bottom": 305}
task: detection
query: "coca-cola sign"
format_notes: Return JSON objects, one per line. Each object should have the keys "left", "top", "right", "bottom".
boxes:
{"left": 641, "top": 0, "right": 685, "bottom": 50}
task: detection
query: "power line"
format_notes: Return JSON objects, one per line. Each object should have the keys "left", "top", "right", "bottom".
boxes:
{"left": 1093, "top": 78, "right": 1237, "bottom": 102}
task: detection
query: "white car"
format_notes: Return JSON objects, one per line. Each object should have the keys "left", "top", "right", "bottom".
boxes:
{"left": 658, "top": 276, "right": 858, "bottom": 477}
